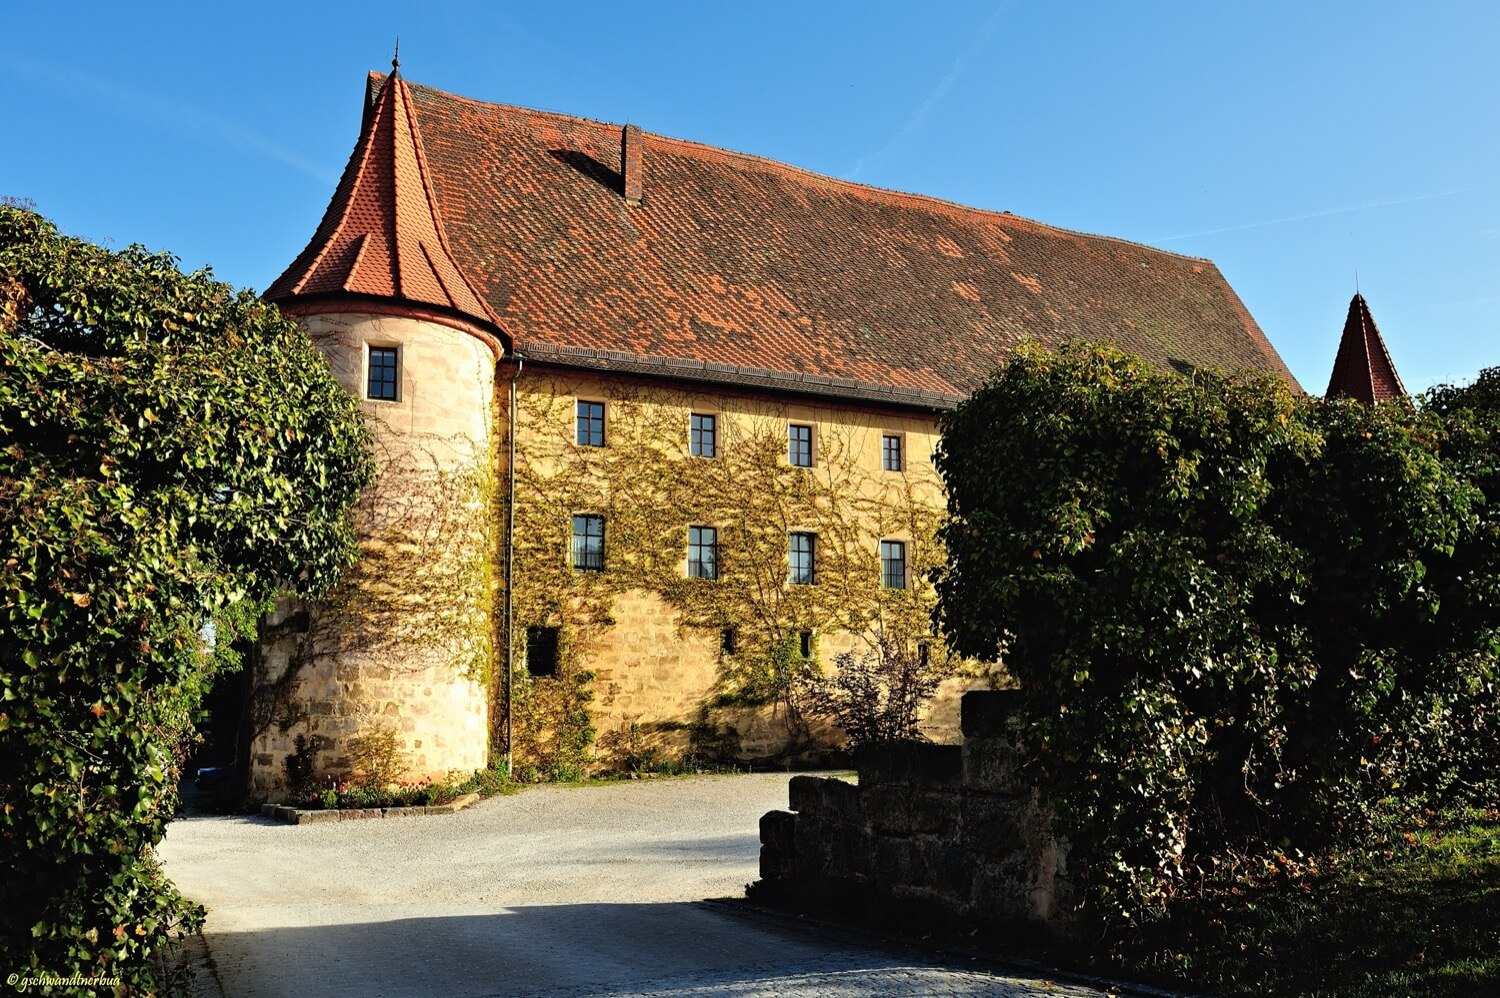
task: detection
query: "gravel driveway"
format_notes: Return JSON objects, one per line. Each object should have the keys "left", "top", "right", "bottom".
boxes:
{"left": 158, "top": 774, "right": 1108, "bottom": 996}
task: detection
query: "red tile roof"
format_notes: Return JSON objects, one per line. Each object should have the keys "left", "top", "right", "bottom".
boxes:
{"left": 1325, "top": 293, "right": 1406, "bottom": 403}
{"left": 267, "top": 73, "right": 1300, "bottom": 406}
{"left": 264, "top": 70, "right": 499, "bottom": 335}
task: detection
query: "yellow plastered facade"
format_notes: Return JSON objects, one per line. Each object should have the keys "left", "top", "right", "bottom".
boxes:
{"left": 251, "top": 312, "right": 989, "bottom": 796}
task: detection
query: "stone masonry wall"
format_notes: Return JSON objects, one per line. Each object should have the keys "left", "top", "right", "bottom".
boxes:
{"left": 756, "top": 690, "right": 1074, "bottom": 937}
{"left": 249, "top": 312, "right": 494, "bottom": 799}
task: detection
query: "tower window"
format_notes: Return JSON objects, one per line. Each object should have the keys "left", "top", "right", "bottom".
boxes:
{"left": 576, "top": 400, "right": 606, "bottom": 447}
{"left": 788, "top": 424, "right": 813, "bottom": 467}
{"left": 367, "top": 346, "right": 398, "bottom": 401}
{"left": 798, "top": 630, "right": 814, "bottom": 659}
{"left": 720, "top": 627, "right": 737, "bottom": 655}
{"left": 572, "top": 514, "right": 605, "bottom": 571}
{"left": 691, "top": 413, "right": 717, "bottom": 458}
{"left": 525, "top": 626, "right": 559, "bottom": 678}
{"left": 789, "top": 532, "right": 816, "bottom": 585}
{"left": 880, "top": 540, "right": 907, "bottom": 589}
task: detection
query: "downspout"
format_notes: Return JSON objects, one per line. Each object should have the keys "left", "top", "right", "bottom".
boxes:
{"left": 504, "top": 355, "right": 523, "bottom": 776}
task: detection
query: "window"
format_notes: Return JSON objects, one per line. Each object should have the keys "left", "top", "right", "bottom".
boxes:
{"left": 720, "top": 627, "right": 737, "bottom": 655}
{"left": 788, "top": 423, "right": 813, "bottom": 467}
{"left": 526, "top": 626, "right": 559, "bottom": 677}
{"left": 880, "top": 540, "right": 907, "bottom": 589}
{"left": 798, "top": 630, "right": 814, "bottom": 659}
{"left": 917, "top": 642, "right": 931, "bottom": 668}
{"left": 367, "top": 346, "right": 398, "bottom": 401}
{"left": 572, "top": 514, "right": 605, "bottom": 571}
{"left": 691, "top": 413, "right": 717, "bottom": 458}
{"left": 576, "top": 400, "right": 606, "bottom": 447}
{"left": 789, "top": 532, "right": 816, "bottom": 585}
{"left": 688, "top": 525, "right": 718, "bottom": 579}
{"left": 882, "top": 434, "right": 903, "bottom": 472}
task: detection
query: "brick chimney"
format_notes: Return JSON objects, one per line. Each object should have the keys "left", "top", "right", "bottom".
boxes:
{"left": 622, "top": 124, "right": 644, "bottom": 206}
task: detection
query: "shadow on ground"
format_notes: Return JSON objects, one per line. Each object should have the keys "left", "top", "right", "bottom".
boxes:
{"left": 197, "top": 900, "right": 1091, "bottom": 997}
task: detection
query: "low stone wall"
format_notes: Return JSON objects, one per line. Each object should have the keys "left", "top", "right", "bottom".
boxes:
{"left": 755, "top": 690, "right": 1074, "bottom": 937}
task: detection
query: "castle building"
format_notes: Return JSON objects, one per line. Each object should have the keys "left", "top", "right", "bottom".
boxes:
{"left": 248, "top": 63, "right": 1300, "bottom": 796}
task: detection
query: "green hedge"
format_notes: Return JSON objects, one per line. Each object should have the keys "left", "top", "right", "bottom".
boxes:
{"left": 0, "top": 206, "right": 372, "bottom": 988}
{"left": 935, "top": 343, "right": 1500, "bottom": 922}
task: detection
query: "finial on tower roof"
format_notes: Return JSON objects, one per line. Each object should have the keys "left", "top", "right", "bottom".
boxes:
{"left": 392, "top": 37, "right": 401, "bottom": 76}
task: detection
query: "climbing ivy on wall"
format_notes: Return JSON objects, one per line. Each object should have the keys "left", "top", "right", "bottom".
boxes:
{"left": 502, "top": 373, "right": 959, "bottom": 775}
{"left": 253, "top": 412, "right": 496, "bottom": 758}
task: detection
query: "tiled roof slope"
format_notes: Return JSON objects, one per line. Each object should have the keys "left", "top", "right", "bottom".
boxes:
{"left": 272, "top": 73, "right": 1299, "bottom": 406}
{"left": 1325, "top": 293, "right": 1406, "bottom": 403}
{"left": 264, "top": 70, "right": 498, "bottom": 330}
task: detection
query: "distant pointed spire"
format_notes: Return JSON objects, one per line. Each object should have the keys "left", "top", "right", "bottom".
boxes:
{"left": 392, "top": 37, "right": 400, "bottom": 77}
{"left": 1325, "top": 293, "right": 1406, "bottom": 403}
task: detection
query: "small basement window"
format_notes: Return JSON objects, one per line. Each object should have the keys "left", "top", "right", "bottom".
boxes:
{"left": 526, "top": 626, "right": 559, "bottom": 678}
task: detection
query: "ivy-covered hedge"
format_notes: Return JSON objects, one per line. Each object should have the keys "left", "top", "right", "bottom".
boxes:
{"left": 0, "top": 206, "right": 372, "bottom": 987}
{"left": 935, "top": 343, "right": 1500, "bottom": 922}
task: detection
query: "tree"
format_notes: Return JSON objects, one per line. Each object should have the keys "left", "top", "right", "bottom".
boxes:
{"left": 0, "top": 206, "right": 373, "bottom": 987}
{"left": 934, "top": 342, "right": 1499, "bottom": 922}
{"left": 802, "top": 636, "right": 942, "bottom": 747}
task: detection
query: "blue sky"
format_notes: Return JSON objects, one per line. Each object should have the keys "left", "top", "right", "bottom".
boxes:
{"left": 6, "top": 1, "right": 1498, "bottom": 393}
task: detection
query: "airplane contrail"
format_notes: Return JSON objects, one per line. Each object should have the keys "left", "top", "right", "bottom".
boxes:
{"left": 1154, "top": 185, "right": 1483, "bottom": 243}
{"left": 848, "top": 1, "right": 1012, "bottom": 181}
{"left": 0, "top": 54, "right": 338, "bottom": 185}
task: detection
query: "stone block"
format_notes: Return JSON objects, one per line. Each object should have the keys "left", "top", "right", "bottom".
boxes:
{"left": 854, "top": 742, "right": 961, "bottom": 789}
{"left": 875, "top": 835, "right": 974, "bottom": 905}
{"left": 788, "top": 775, "right": 860, "bottom": 823}
{"left": 970, "top": 854, "right": 1033, "bottom": 923}
{"left": 292, "top": 809, "right": 338, "bottom": 825}
{"left": 962, "top": 737, "right": 1024, "bottom": 793}
{"left": 793, "top": 815, "right": 871, "bottom": 881}
{"left": 339, "top": 808, "right": 382, "bottom": 820}
{"left": 959, "top": 793, "right": 1027, "bottom": 856}
{"left": 863, "top": 786, "right": 959, "bottom": 836}
{"left": 760, "top": 809, "right": 798, "bottom": 882}
{"left": 960, "top": 689, "right": 1021, "bottom": 739}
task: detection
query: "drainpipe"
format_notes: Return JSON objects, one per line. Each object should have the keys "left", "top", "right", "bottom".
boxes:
{"left": 504, "top": 355, "right": 523, "bottom": 776}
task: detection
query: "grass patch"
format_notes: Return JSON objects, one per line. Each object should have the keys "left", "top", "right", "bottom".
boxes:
{"left": 1101, "top": 808, "right": 1500, "bottom": 996}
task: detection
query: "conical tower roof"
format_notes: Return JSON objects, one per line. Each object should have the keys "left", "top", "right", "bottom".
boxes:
{"left": 264, "top": 64, "right": 501, "bottom": 342}
{"left": 1325, "top": 293, "right": 1406, "bottom": 403}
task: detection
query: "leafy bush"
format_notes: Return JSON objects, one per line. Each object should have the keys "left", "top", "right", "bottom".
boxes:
{"left": 935, "top": 343, "right": 1500, "bottom": 923}
{"left": 802, "top": 636, "right": 942, "bottom": 746}
{"left": 0, "top": 206, "right": 372, "bottom": 985}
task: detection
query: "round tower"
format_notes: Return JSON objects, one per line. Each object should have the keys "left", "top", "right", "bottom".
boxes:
{"left": 251, "top": 63, "right": 505, "bottom": 799}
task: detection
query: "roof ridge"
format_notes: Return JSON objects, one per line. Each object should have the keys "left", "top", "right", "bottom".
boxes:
{"left": 391, "top": 74, "right": 1221, "bottom": 267}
